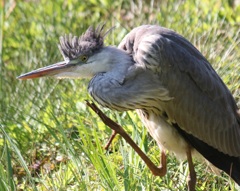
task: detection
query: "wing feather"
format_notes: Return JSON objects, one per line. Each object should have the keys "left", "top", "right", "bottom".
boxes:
{"left": 119, "top": 25, "right": 240, "bottom": 156}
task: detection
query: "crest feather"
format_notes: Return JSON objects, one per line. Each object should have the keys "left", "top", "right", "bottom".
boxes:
{"left": 58, "top": 24, "right": 113, "bottom": 60}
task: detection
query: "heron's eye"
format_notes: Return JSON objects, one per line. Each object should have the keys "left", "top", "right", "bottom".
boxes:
{"left": 80, "top": 55, "right": 88, "bottom": 62}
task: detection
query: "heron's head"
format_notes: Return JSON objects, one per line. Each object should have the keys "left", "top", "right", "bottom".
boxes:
{"left": 17, "top": 24, "right": 120, "bottom": 80}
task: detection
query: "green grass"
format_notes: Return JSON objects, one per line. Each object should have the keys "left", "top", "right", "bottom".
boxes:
{"left": 1, "top": 0, "right": 240, "bottom": 190}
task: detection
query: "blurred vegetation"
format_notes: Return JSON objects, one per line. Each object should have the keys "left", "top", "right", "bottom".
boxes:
{"left": 1, "top": 0, "right": 240, "bottom": 190}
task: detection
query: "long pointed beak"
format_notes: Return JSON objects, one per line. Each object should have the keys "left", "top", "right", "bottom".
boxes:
{"left": 17, "top": 61, "right": 74, "bottom": 80}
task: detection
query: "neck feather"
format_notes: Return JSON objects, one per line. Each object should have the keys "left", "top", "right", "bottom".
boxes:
{"left": 103, "top": 46, "right": 134, "bottom": 82}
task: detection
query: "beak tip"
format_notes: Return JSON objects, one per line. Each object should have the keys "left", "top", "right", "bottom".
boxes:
{"left": 16, "top": 74, "right": 27, "bottom": 80}
{"left": 16, "top": 61, "right": 68, "bottom": 80}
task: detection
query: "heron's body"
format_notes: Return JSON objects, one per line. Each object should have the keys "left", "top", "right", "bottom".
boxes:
{"left": 139, "top": 111, "right": 190, "bottom": 159}
{"left": 18, "top": 24, "right": 240, "bottom": 188}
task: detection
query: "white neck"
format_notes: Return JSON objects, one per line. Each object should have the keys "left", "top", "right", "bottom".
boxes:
{"left": 102, "top": 46, "right": 133, "bottom": 82}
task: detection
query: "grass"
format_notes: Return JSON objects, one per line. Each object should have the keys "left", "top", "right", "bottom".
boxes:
{"left": 1, "top": 0, "right": 240, "bottom": 190}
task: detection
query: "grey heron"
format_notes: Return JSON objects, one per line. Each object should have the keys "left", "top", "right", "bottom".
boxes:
{"left": 17, "top": 24, "right": 240, "bottom": 190}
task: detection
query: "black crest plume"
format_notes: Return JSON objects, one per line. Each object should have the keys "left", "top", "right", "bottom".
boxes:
{"left": 58, "top": 24, "right": 114, "bottom": 61}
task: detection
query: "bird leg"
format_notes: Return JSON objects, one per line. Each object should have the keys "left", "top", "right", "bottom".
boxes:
{"left": 86, "top": 100, "right": 167, "bottom": 176}
{"left": 186, "top": 146, "right": 196, "bottom": 191}
{"left": 104, "top": 130, "right": 117, "bottom": 150}
{"left": 159, "top": 150, "right": 167, "bottom": 176}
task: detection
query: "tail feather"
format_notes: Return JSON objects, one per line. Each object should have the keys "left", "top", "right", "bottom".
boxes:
{"left": 173, "top": 123, "right": 240, "bottom": 185}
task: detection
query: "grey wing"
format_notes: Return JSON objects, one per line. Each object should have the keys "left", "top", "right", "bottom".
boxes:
{"left": 118, "top": 25, "right": 240, "bottom": 157}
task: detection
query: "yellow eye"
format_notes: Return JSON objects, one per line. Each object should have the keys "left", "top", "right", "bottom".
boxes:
{"left": 80, "top": 55, "right": 88, "bottom": 62}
